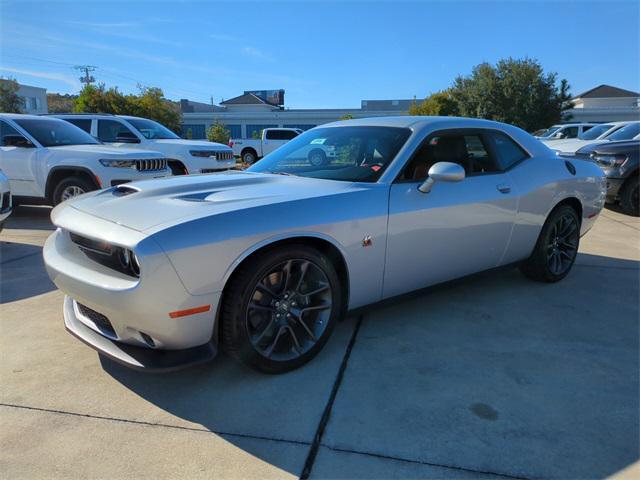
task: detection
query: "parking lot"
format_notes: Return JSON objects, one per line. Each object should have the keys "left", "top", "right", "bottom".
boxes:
{"left": 1, "top": 205, "right": 638, "bottom": 479}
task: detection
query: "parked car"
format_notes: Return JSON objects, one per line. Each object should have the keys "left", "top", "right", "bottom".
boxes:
{"left": 535, "top": 123, "right": 597, "bottom": 141}
{"left": 0, "top": 168, "right": 12, "bottom": 232}
{"left": 54, "top": 114, "right": 235, "bottom": 175}
{"left": 230, "top": 127, "right": 302, "bottom": 164}
{"left": 0, "top": 114, "right": 171, "bottom": 206}
{"left": 574, "top": 140, "right": 639, "bottom": 216}
{"left": 544, "top": 121, "right": 639, "bottom": 154}
{"left": 43, "top": 116, "right": 605, "bottom": 374}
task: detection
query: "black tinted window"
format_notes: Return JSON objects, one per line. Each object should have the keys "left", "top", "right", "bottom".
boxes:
{"left": 564, "top": 127, "right": 579, "bottom": 138}
{"left": 491, "top": 132, "right": 528, "bottom": 169}
{"left": 14, "top": 118, "right": 99, "bottom": 147}
{"left": 0, "top": 120, "right": 24, "bottom": 146}
{"left": 98, "top": 120, "right": 136, "bottom": 142}
{"left": 265, "top": 129, "right": 298, "bottom": 140}
{"left": 65, "top": 119, "right": 92, "bottom": 133}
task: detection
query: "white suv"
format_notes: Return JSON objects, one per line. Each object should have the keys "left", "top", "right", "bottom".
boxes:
{"left": 54, "top": 114, "right": 235, "bottom": 175}
{"left": 0, "top": 114, "right": 171, "bottom": 206}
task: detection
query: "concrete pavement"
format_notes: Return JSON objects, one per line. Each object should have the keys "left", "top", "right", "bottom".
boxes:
{"left": 1, "top": 206, "right": 638, "bottom": 479}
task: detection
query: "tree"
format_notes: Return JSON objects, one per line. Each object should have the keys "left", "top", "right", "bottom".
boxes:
{"left": 0, "top": 78, "right": 23, "bottom": 113}
{"left": 47, "top": 93, "right": 77, "bottom": 113}
{"left": 409, "top": 90, "right": 459, "bottom": 116}
{"left": 339, "top": 113, "right": 354, "bottom": 120}
{"left": 207, "top": 122, "right": 230, "bottom": 144}
{"left": 450, "top": 57, "right": 572, "bottom": 132}
{"left": 74, "top": 84, "right": 182, "bottom": 132}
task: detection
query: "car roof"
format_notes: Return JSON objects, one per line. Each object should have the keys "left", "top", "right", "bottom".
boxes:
{"left": 322, "top": 115, "right": 522, "bottom": 129}
{"left": 0, "top": 113, "right": 56, "bottom": 120}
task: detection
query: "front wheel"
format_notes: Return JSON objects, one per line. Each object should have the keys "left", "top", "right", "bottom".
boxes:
{"left": 242, "top": 150, "right": 257, "bottom": 165}
{"left": 52, "top": 176, "right": 95, "bottom": 206}
{"left": 221, "top": 245, "right": 343, "bottom": 373}
{"left": 308, "top": 149, "right": 327, "bottom": 167}
{"left": 520, "top": 204, "right": 580, "bottom": 282}
{"left": 620, "top": 177, "right": 639, "bottom": 217}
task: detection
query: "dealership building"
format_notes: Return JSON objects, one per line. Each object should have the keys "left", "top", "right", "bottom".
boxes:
{"left": 180, "top": 89, "right": 413, "bottom": 139}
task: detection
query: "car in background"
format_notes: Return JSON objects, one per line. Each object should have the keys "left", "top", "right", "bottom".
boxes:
{"left": 230, "top": 127, "right": 302, "bottom": 164}
{"left": 574, "top": 140, "right": 639, "bottom": 216}
{"left": 54, "top": 114, "right": 235, "bottom": 175}
{"left": 0, "top": 168, "right": 12, "bottom": 232}
{"left": 535, "top": 123, "right": 597, "bottom": 141}
{"left": 546, "top": 121, "right": 640, "bottom": 155}
{"left": 0, "top": 114, "right": 171, "bottom": 206}
{"left": 43, "top": 116, "right": 605, "bottom": 373}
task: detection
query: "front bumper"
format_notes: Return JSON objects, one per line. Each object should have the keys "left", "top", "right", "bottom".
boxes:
{"left": 43, "top": 214, "right": 222, "bottom": 371}
{"left": 63, "top": 296, "right": 216, "bottom": 371}
{"left": 604, "top": 177, "right": 625, "bottom": 202}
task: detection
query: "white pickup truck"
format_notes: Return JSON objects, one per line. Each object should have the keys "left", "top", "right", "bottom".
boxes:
{"left": 230, "top": 128, "right": 302, "bottom": 164}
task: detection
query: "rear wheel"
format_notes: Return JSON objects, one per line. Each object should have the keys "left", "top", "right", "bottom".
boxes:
{"left": 52, "top": 176, "right": 95, "bottom": 206}
{"left": 308, "top": 149, "right": 327, "bottom": 167}
{"left": 222, "top": 245, "right": 343, "bottom": 373}
{"left": 620, "top": 177, "right": 639, "bottom": 216}
{"left": 242, "top": 149, "right": 257, "bottom": 165}
{"left": 520, "top": 204, "right": 580, "bottom": 282}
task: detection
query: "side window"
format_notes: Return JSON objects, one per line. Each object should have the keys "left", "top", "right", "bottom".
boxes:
{"left": 490, "top": 132, "right": 529, "bottom": 170}
{"left": 97, "top": 120, "right": 135, "bottom": 142}
{"left": 65, "top": 119, "right": 92, "bottom": 134}
{"left": 564, "top": 127, "right": 579, "bottom": 138}
{"left": 582, "top": 125, "right": 594, "bottom": 133}
{"left": 265, "top": 129, "right": 280, "bottom": 140}
{"left": 403, "top": 132, "right": 499, "bottom": 181}
{"left": 281, "top": 130, "right": 299, "bottom": 140}
{"left": 0, "top": 120, "right": 26, "bottom": 146}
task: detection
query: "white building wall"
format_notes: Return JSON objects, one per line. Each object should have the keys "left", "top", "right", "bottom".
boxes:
{"left": 17, "top": 84, "right": 48, "bottom": 114}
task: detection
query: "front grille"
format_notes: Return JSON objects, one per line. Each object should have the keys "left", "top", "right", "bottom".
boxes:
{"left": 1, "top": 192, "right": 10, "bottom": 212}
{"left": 136, "top": 158, "right": 167, "bottom": 171}
{"left": 191, "top": 150, "right": 234, "bottom": 161}
{"left": 77, "top": 302, "right": 116, "bottom": 337}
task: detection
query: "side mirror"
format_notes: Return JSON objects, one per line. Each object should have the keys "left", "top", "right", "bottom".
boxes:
{"left": 3, "top": 134, "right": 34, "bottom": 148}
{"left": 418, "top": 162, "right": 465, "bottom": 193}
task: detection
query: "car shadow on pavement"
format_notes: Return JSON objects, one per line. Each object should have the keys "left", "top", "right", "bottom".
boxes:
{"left": 3, "top": 204, "right": 55, "bottom": 231}
{"left": 0, "top": 241, "right": 56, "bottom": 303}
{"left": 99, "top": 253, "right": 638, "bottom": 479}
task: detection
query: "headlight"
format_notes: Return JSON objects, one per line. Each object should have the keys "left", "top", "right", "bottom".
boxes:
{"left": 117, "top": 248, "right": 140, "bottom": 278}
{"left": 591, "top": 153, "right": 628, "bottom": 167}
{"left": 99, "top": 159, "right": 137, "bottom": 168}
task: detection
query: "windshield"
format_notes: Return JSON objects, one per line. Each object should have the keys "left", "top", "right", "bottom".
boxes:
{"left": 15, "top": 118, "right": 100, "bottom": 147}
{"left": 127, "top": 118, "right": 179, "bottom": 140}
{"left": 248, "top": 126, "right": 412, "bottom": 182}
{"left": 580, "top": 124, "right": 613, "bottom": 140}
{"left": 537, "top": 126, "right": 561, "bottom": 137}
{"left": 606, "top": 123, "right": 640, "bottom": 141}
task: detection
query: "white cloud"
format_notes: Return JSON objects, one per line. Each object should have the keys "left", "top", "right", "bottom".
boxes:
{"left": 241, "top": 46, "right": 274, "bottom": 62}
{"left": 0, "top": 66, "right": 80, "bottom": 89}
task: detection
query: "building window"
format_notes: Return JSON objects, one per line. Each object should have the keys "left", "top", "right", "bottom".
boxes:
{"left": 283, "top": 124, "right": 316, "bottom": 131}
{"left": 181, "top": 124, "right": 206, "bottom": 139}
{"left": 246, "top": 124, "right": 277, "bottom": 139}
{"left": 225, "top": 124, "right": 242, "bottom": 139}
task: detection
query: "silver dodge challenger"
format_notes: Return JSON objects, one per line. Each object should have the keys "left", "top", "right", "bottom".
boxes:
{"left": 43, "top": 117, "right": 606, "bottom": 373}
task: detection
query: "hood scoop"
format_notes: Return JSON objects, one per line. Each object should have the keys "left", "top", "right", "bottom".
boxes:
{"left": 112, "top": 185, "right": 140, "bottom": 197}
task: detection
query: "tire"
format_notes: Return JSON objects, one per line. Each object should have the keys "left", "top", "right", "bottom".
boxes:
{"left": 619, "top": 177, "right": 639, "bottom": 217}
{"left": 520, "top": 204, "right": 580, "bottom": 283}
{"left": 308, "top": 149, "right": 327, "bottom": 167}
{"left": 52, "top": 176, "right": 95, "bottom": 206}
{"left": 168, "top": 161, "right": 188, "bottom": 175}
{"left": 221, "top": 244, "right": 343, "bottom": 373}
{"left": 242, "top": 150, "right": 257, "bottom": 165}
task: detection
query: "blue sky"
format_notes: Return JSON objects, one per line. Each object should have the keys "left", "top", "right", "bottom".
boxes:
{"left": 1, "top": 1, "right": 638, "bottom": 108}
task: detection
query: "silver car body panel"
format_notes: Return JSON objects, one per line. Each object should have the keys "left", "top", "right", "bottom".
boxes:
{"left": 43, "top": 116, "right": 606, "bottom": 360}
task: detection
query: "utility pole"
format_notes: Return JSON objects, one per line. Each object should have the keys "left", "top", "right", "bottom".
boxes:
{"left": 74, "top": 65, "right": 97, "bottom": 85}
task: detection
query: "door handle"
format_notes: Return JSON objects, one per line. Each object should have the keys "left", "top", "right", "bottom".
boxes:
{"left": 497, "top": 184, "right": 511, "bottom": 194}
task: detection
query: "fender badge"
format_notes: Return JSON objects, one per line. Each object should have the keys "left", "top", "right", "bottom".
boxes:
{"left": 362, "top": 235, "right": 373, "bottom": 247}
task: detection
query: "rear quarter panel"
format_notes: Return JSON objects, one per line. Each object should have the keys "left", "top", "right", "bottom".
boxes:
{"left": 502, "top": 155, "right": 605, "bottom": 264}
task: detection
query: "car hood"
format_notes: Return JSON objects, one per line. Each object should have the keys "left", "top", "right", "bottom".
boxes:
{"left": 151, "top": 139, "right": 229, "bottom": 149}
{"left": 64, "top": 171, "right": 358, "bottom": 233}
{"left": 50, "top": 144, "right": 164, "bottom": 158}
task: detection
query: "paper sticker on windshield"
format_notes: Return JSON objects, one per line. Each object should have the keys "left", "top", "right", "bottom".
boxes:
{"left": 310, "top": 138, "right": 326, "bottom": 144}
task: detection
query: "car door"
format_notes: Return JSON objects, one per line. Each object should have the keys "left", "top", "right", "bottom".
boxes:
{"left": 0, "top": 120, "right": 41, "bottom": 196}
{"left": 383, "top": 129, "right": 519, "bottom": 298}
